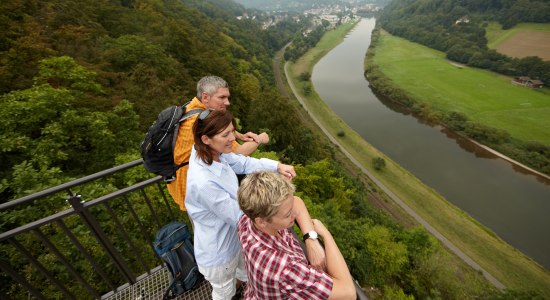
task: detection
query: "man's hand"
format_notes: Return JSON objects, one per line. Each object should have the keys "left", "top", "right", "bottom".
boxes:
{"left": 234, "top": 131, "right": 250, "bottom": 142}
{"left": 256, "top": 132, "right": 269, "bottom": 144}
{"left": 277, "top": 163, "right": 296, "bottom": 179}
{"left": 236, "top": 131, "right": 269, "bottom": 144}
{"left": 305, "top": 238, "right": 327, "bottom": 271}
{"left": 236, "top": 131, "right": 257, "bottom": 142}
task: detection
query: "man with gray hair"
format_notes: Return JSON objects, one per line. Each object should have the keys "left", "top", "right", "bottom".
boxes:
{"left": 168, "top": 76, "right": 327, "bottom": 275}
{"left": 167, "top": 75, "right": 269, "bottom": 212}
{"left": 237, "top": 172, "right": 355, "bottom": 300}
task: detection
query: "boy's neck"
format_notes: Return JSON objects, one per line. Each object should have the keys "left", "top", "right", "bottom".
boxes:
{"left": 253, "top": 221, "right": 278, "bottom": 237}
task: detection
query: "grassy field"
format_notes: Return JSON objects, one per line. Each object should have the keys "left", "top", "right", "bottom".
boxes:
{"left": 485, "top": 22, "right": 550, "bottom": 60}
{"left": 286, "top": 22, "right": 550, "bottom": 297}
{"left": 372, "top": 31, "right": 550, "bottom": 146}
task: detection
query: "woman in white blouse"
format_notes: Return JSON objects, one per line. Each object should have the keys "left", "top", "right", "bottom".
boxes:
{"left": 185, "top": 109, "right": 325, "bottom": 300}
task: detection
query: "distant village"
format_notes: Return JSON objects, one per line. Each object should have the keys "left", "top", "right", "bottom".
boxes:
{"left": 237, "top": 2, "right": 381, "bottom": 30}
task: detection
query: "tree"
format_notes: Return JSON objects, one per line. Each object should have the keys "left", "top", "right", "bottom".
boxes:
{"left": 35, "top": 56, "right": 103, "bottom": 93}
{"left": 365, "top": 225, "right": 409, "bottom": 285}
{"left": 233, "top": 73, "right": 260, "bottom": 118}
{"left": 302, "top": 83, "right": 312, "bottom": 95}
{"left": 0, "top": 56, "right": 141, "bottom": 200}
{"left": 372, "top": 157, "right": 386, "bottom": 171}
{"left": 299, "top": 72, "right": 311, "bottom": 81}
{"left": 383, "top": 286, "right": 415, "bottom": 300}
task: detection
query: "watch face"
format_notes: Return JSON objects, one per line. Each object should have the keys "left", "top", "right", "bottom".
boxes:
{"left": 308, "top": 231, "right": 318, "bottom": 239}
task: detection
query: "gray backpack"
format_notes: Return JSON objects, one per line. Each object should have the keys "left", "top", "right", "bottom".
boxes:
{"left": 153, "top": 222, "right": 203, "bottom": 299}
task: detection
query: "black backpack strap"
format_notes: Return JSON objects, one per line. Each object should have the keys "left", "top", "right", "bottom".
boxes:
{"left": 171, "top": 108, "right": 204, "bottom": 174}
{"left": 179, "top": 108, "right": 203, "bottom": 122}
{"left": 181, "top": 100, "right": 191, "bottom": 109}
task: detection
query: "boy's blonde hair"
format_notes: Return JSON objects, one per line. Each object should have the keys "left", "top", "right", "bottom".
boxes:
{"left": 238, "top": 172, "right": 295, "bottom": 221}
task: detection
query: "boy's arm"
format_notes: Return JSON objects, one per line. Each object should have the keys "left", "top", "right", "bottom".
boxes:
{"left": 293, "top": 196, "right": 327, "bottom": 271}
{"left": 313, "top": 219, "right": 355, "bottom": 300}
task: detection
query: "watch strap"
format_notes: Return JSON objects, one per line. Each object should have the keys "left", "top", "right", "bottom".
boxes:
{"left": 302, "top": 231, "right": 317, "bottom": 242}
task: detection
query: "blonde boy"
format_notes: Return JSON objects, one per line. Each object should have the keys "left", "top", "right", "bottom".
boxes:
{"left": 237, "top": 172, "right": 355, "bottom": 300}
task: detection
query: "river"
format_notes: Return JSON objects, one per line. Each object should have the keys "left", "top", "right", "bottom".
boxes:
{"left": 311, "top": 18, "right": 550, "bottom": 270}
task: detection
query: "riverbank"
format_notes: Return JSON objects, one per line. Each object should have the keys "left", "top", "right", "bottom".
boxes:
{"left": 281, "top": 19, "right": 550, "bottom": 297}
{"left": 367, "top": 29, "right": 550, "bottom": 176}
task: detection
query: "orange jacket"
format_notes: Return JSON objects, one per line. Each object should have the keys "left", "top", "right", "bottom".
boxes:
{"left": 166, "top": 97, "right": 238, "bottom": 211}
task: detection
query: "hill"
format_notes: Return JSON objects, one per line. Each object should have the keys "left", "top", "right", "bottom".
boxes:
{"left": 0, "top": 0, "right": 331, "bottom": 199}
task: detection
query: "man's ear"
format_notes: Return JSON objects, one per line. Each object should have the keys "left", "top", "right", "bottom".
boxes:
{"left": 201, "top": 92, "right": 210, "bottom": 105}
{"left": 201, "top": 135, "right": 211, "bottom": 145}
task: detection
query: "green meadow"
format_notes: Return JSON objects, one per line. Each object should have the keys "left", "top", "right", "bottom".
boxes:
{"left": 372, "top": 31, "right": 550, "bottom": 146}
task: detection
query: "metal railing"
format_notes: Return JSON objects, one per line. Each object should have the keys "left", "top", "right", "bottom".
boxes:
{"left": 0, "top": 159, "right": 201, "bottom": 299}
{"left": 0, "top": 159, "right": 367, "bottom": 300}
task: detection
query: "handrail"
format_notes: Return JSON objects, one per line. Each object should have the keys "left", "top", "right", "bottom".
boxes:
{"left": 0, "top": 159, "right": 177, "bottom": 299}
{"left": 0, "top": 159, "right": 145, "bottom": 211}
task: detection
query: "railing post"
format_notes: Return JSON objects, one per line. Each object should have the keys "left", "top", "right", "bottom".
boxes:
{"left": 67, "top": 192, "right": 136, "bottom": 284}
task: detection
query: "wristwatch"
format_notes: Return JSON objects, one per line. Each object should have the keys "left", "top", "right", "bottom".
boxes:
{"left": 302, "top": 230, "right": 318, "bottom": 242}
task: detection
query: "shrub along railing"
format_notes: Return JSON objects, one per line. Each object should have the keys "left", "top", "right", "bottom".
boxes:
{"left": 0, "top": 159, "right": 367, "bottom": 300}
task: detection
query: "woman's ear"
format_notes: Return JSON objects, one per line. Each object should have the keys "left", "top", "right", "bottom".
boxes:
{"left": 254, "top": 217, "right": 269, "bottom": 229}
{"left": 201, "top": 135, "right": 211, "bottom": 145}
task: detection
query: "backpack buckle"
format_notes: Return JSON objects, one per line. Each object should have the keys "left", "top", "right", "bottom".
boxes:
{"left": 164, "top": 176, "right": 176, "bottom": 183}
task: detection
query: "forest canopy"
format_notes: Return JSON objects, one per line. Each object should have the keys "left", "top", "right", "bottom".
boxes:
{"left": 0, "top": 0, "right": 333, "bottom": 201}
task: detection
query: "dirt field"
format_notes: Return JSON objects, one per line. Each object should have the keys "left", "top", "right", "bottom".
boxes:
{"left": 496, "top": 31, "right": 550, "bottom": 60}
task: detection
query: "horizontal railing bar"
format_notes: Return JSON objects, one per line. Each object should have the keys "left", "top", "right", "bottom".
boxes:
{"left": 0, "top": 159, "right": 145, "bottom": 211}
{"left": 0, "top": 207, "right": 76, "bottom": 241}
{"left": 1, "top": 176, "right": 163, "bottom": 241}
{"left": 82, "top": 176, "right": 163, "bottom": 208}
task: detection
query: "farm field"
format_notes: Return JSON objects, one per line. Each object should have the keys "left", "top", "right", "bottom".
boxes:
{"left": 372, "top": 31, "right": 550, "bottom": 146}
{"left": 485, "top": 22, "right": 550, "bottom": 60}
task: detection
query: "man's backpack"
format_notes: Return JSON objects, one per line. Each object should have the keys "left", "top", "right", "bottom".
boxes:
{"left": 140, "top": 102, "right": 204, "bottom": 182}
{"left": 153, "top": 222, "right": 203, "bottom": 299}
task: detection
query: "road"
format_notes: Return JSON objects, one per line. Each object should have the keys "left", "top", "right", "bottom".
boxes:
{"left": 273, "top": 44, "right": 506, "bottom": 291}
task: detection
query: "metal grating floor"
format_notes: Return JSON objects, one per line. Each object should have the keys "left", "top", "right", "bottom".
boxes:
{"left": 102, "top": 266, "right": 212, "bottom": 300}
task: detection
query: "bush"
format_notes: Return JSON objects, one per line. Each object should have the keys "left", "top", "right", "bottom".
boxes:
{"left": 372, "top": 157, "right": 386, "bottom": 170}
{"left": 299, "top": 72, "right": 311, "bottom": 81}
{"left": 302, "top": 83, "right": 312, "bottom": 95}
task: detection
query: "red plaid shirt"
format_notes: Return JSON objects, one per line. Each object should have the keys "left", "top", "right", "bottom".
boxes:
{"left": 238, "top": 215, "right": 333, "bottom": 300}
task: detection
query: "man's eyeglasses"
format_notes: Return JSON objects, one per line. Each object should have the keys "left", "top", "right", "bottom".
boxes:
{"left": 199, "top": 109, "right": 212, "bottom": 120}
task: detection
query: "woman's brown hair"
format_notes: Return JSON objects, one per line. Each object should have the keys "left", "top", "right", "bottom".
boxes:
{"left": 193, "top": 109, "right": 236, "bottom": 165}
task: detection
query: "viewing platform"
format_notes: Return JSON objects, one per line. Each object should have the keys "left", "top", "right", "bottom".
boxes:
{"left": 0, "top": 160, "right": 367, "bottom": 299}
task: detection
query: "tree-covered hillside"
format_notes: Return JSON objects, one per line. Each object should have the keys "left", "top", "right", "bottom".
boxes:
{"left": 0, "top": 0, "right": 331, "bottom": 201}
{"left": 1, "top": 0, "right": 278, "bottom": 119}
{"left": 378, "top": 0, "right": 550, "bottom": 83}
